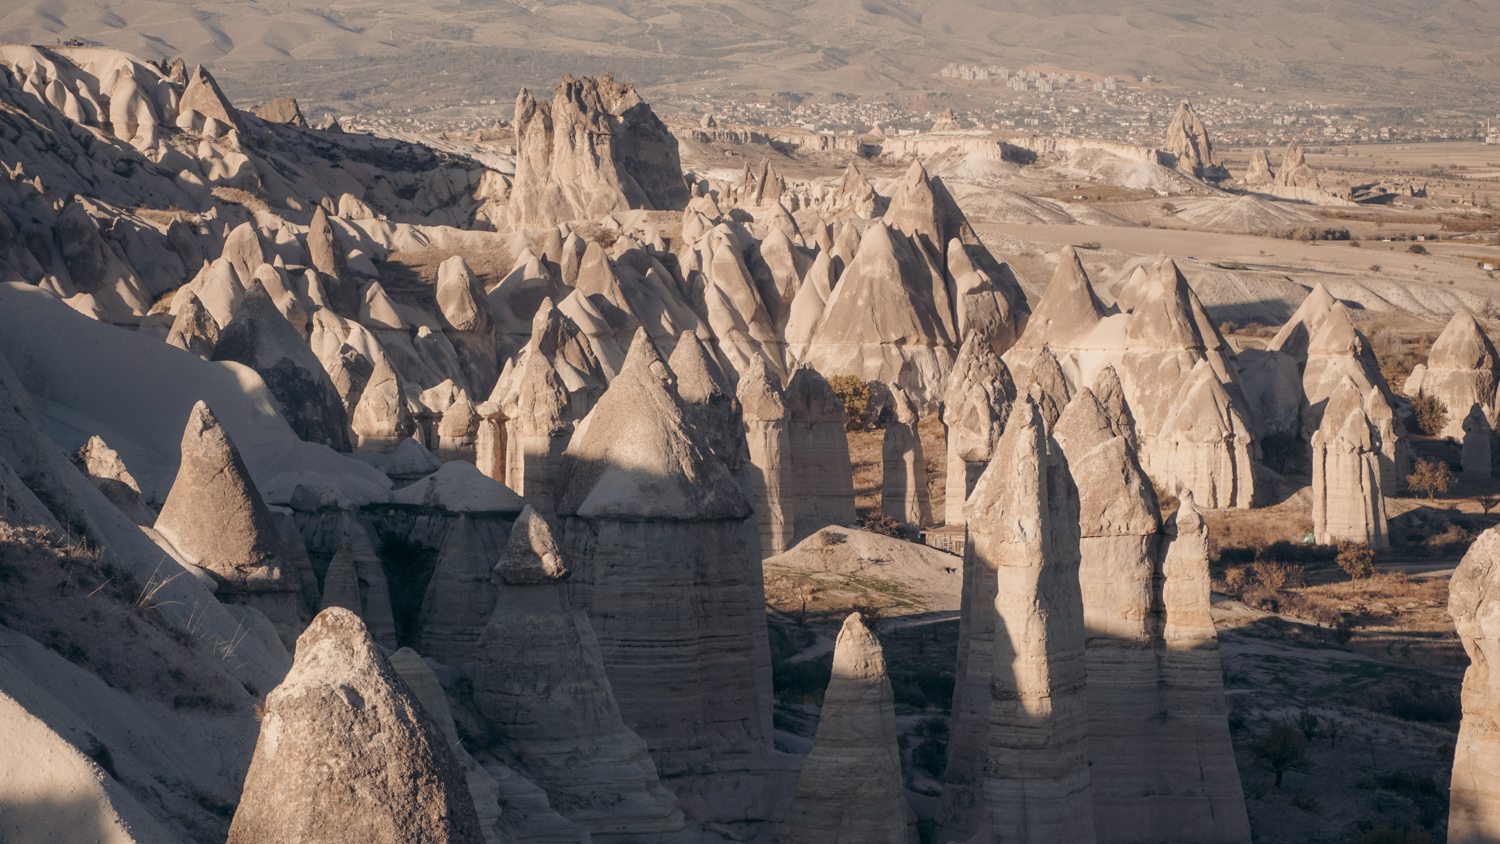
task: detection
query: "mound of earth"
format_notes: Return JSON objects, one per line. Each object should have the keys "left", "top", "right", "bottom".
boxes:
{"left": 763, "top": 525, "right": 963, "bottom": 615}
{"left": 949, "top": 183, "right": 1077, "bottom": 225}
{"left": 1174, "top": 195, "right": 1320, "bottom": 233}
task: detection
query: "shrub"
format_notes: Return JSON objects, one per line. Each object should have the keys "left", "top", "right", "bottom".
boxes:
{"left": 827, "top": 375, "right": 870, "bottom": 431}
{"left": 1219, "top": 321, "right": 1239, "bottom": 335}
{"left": 1409, "top": 395, "right": 1447, "bottom": 435}
{"left": 1251, "top": 559, "right": 1304, "bottom": 591}
{"left": 1408, "top": 243, "right": 1427, "bottom": 254}
{"left": 773, "top": 652, "right": 833, "bottom": 705}
{"left": 858, "top": 513, "right": 903, "bottom": 538}
{"left": 913, "top": 737, "right": 948, "bottom": 779}
{"left": 1248, "top": 718, "right": 1311, "bottom": 787}
{"left": 1424, "top": 524, "right": 1473, "bottom": 555}
{"left": 1336, "top": 543, "right": 1376, "bottom": 579}
{"left": 1223, "top": 567, "right": 1249, "bottom": 593}
{"left": 1406, "top": 458, "right": 1454, "bottom": 499}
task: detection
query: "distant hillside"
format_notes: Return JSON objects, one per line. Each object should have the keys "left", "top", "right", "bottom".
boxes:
{"left": 4, "top": 0, "right": 1498, "bottom": 112}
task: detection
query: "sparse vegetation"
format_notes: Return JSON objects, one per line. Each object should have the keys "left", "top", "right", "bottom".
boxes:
{"left": 1409, "top": 395, "right": 1448, "bottom": 436}
{"left": 1405, "top": 458, "right": 1454, "bottom": 499}
{"left": 1407, "top": 243, "right": 1427, "bottom": 255}
{"left": 827, "top": 374, "right": 871, "bottom": 431}
{"left": 1248, "top": 718, "right": 1312, "bottom": 787}
{"left": 1335, "top": 543, "right": 1376, "bottom": 580}
{"left": 857, "top": 512, "right": 904, "bottom": 538}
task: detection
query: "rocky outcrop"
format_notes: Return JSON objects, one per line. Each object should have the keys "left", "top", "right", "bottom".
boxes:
{"left": 1164, "top": 99, "right": 1229, "bottom": 181}
{"left": 227, "top": 608, "right": 483, "bottom": 844}
{"left": 1267, "top": 282, "right": 1337, "bottom": 363}
{"left": 1274, "top": 142, "right": 1319, "bottom": 189}
{"left": 212, "top": 279, "right": 351, "bottom": 451}
{"left": 166, "top": 290, "right": 219, "bottom": 358}
{"left": 939, "top": 397, "right": 1093, "bottom": 844}
{"left": 179, "top": 64, "right": 246, "bottom": 136}
{"left": 941, "top": 333, "right": 1014, "bottom": 527}
{"left": 781, "top": 612, "right": 915, "bottom": 844}
{"left": 154, "top": 401, "right": 305, "bottom": 645}
{"left": 436, "top": 256, "right": 500, "bottom": 398}
{"left": 74, "top": 435, "right": 156, "bottom": 526}
{"left": 739, "top": 363, "right": 794, "bottom": 557}
{"left": 1311, "top": 379, "right": 1390, "bottom": 549}
{"left": 318, "top": 513, "right": 399, "bottom": 649}
{"left": 1153, "top": 493, "right": 1253, "bottom": 843}
{"left": 1300, "top": 301, "right": 1391, "bottom": 438}
{"left": 507, "top": 74, "right": 690, "bottom": 229}
{"left": 881, "top": 384, "right": 931, "bottom": 527}
{"left": 1449, "top": 527, "right": 1500, "bottom": 844}
{"left": 1244, "top": 149, "right": 1275, "bottom": 185}
{"left": 255, "top": 97, "right": 307, "bottom": 127}
{"left": 785, "top": 366, "right": 857, "bottom": 544}
{"left": 306, "top": 206, "right": 357, "bottom": 317}
{"left": 474, "top": 506, "right": 687, "bottom": 839}
{"left": 417, "top": 515, "right": 504, "bottom": 664}
{"left": 555, "top": 331, "right": 773, "bottom": 812}
{"left": 1416, "top": 308, "right": 1499, "bottom": 442}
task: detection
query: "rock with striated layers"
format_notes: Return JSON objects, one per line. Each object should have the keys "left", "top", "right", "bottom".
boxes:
{"left": 881, "top": 384, "right": 931, "bottom": 527}
{"left": 668, "top": 330, "right": 748, "bottom": 473}
{"left": 941, "top": 333, "right": 1015, "bottom": 527}
{"left": 212, "top": 279, "right": 351, "bottom": 451}
{"left": 227, "top": 608, "right": 483, "bottom": 844}
{"left": 781, "top": 612, "right": 915, "bottom": 844}
{"left": 1153, "top": 493, "right": 1253, "bottom": 844}
{"left": 785, "top": 366, "right": 857, "bottom": 544}
{"left": 1418, "top": 308, "right": 1500, "bottom": 442}
{"left": 1449, "top": 527, "right": 1500, "bottom": 844}
{"left": 474, "top": 506, "right": 689, "bottom": 839}
{"left": 318, "top": 513, "right": 399, "bottom": 649}
{"left": 945, "top": 397, "right": 1094, "bottom": 844}
{"left": 1312, "top": 379, "right": 1390, "bottom": 549}
{"left": 555, "top": 330, "right": 774, "bottom": 815}
{"left": 739, "top": 362, "right": 794, "bottom": 557}
{"left": 507, "top": 74, "right": 689, "bottom": 230}
{"left": 417, "top": 515, "right": 504, "bottom": 664}
{"left": 1155, "top": 360, "right": 1256, "bottom": 509}
{"left": 1164, "top": 99, "right": 1229, "bottom": 181}
{"left": 154, "top": 401, "right": 305, "bottom": 644}
{"left": 1300, "top": 301, "right": 1392, "bottom": 438}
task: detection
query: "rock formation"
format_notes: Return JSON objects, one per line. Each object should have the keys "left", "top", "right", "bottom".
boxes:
{"left": 474, "top": 506, "right": 688, "bottom": 839}
{"left": 939, "top": 397, "right": 1094, "bottom": 844}
{"left": 179, "top": 64, "right": 246, "bottom": 136}
{"left": 1164, "top": 99, "right": 1229, "bottom": 181}
{"left": 227, "top": 608, "right": 483, "bottom": 844}
{"left": 153, "top": 401, "right": 305, "bottom": 645}
{"left": 932, "top": 108, "right": 961, "bottom": 132}
{"left": 74, "top": 435, "right": 156, "bottom": 526}
{"left": 781, "top": 612, "right": 915, "bottom": 844}
{"left": 1244, "top": 149, "right": 1275, "bottom": 185}
{"left": 212, "top": 279, "right": 351, "bottom": 451}
{"left": 166, "top": 290, "right": 220, "bottom": 358}
{"left": 1415, "top": 308, "right": 1499, "bottom": 442}
{"left": 1449, "top": 527, "right": 1500, "bottom": 844}
{"left": 942, "top": 333, "right": 1015, "bottom": 526}
{"left": 880, "top": 384, "right": 932, "bottom": 527}
{"left": 1311, "top": 379, "right": 1391, "bottom": 548}
{"left": 1274, "top": 142, "right": 1320, "bottom": 189}
{"left": 1300, "top": 301, "right": 1392, "bottom": 437}
{"left": 785, "top": 366, "right": 857, "bottom": 544}
{"left": 318, "top": 513, "right": 399, "bottom": 649}
{"left": 417, "top": 515, "right": 504, "bottom": 664}
{"left": 508, "top": 74, "right": 689, "bottom": 229}
{"left": 255, "top": 97, "right": 308, "bottom": 127}
{"left": 555, "top": 330, "right": 773, "bottom": 810}
{"left": 1267, "top": 282, "right": 1338, "bottom": 363}
{"left": 739, "top": 362, "right": 794, "bottom": 557}
{"left": 436, "top": 256, "right": 500, "bottom": 398}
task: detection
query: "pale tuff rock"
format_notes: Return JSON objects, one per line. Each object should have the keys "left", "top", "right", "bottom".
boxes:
{"left": 785, "top": 366, "right": 858, "bottom": 544}
{"left": 307, "top": 206, "right": 357, "bottom": 317}
{"left": 957, "top": 397, "right": 1094, "bottom": 844}
{"left": 1153, "top": 494, "right": 1253, "bottom": 844}
{"left": 350, "top": 342, "right": 417, "bottom": 453}
{"left": 687, "top": 227, "right": 784, "bottom": 383}
{"left": 474, "top": 506, "right": 688, "bottom": 838}
{"left": 947, "top": 237, "right": 1030, "bottom": 359}
{"left": 562, "top": 241, "right": 644, "bottom": 375}
{"left": 1364, "top": 385, "right": 1412, "bottom": 494}
{"left": 802, "top": 220, "right": 955, "bottom": 406}
{"left": 668, "top": 330, "right": 748, "bottom": 471}
{"left": 1244, "top": 148, "right": 1275, "bottom": 185}
{"left": 1464, "top": 404, "right": 1493, "bottom": 479}
{"left": 54, "top": 201, "right": 154, "bottom": 318}
{"left": 883, "top": 158, "right": 970, "bottom": 274}
{"left": 1155, "top": 360, "right": 1256, "bottom": 509}
{"left": 932, "top": 107, "right": 961, "bottom": 132}
{"left": 1013, "top": 245, "right": 1109, "bottom": 352}
{"left": 1021, "top": 344, "right": 1073, "bottom": 431}
{"left": 556, "top": 331, "right": 773, "bottom": 807}
{"left": 75, "top": 435, "right": 156, "bottom": 527}
{"left": 488, "top": 248, "right": 569, "bottom": 362}
{"left": 1274, "top": 142, "right": 1320, "bottom": 189}
{"left": 1268, "top": 282, "right": 1337, "bottom": 362}
{"left": 1112, "top": 265, "right": 1152, "bottom": 314}
{"left": 1164, "top": 99, "right": 1229, "bottom": 181}
{"left": 212, "top": 279, "right": 352, "bottom": 450}
{"left": 941, "top": 333, "right": 1016, "bottom": 526}
{"left": 389, "top": 648, "right": 504, "bottom": 844}
{"left": 781, "top": 613, "right": 916, "bottom": 844}
{"left": 1311, "top": 379, "right": 1390, "bottom": 549}
{"left": 507, "top": 74, "right": 689, "bottom": 230}
{"left": 881, "top": 385, "right": 932, "bottom": 526}
{"left": 833, "top": 163, "right": 878, "bottom": 218}
{"left": 417, "top": 515, "right": 502, "bottom": 664}
{"left": 227, "top": 608, "right": 483, "bottom": 844}
{"left": 1092, "top": 365, "right": 1139, "bottom": 449}
{"left": 179, "top": 64, "right": 246, "bottom": 136}
{"left": 784, "top": 250, "right": 835, "bottom": 360}
{"left": 254, "top": 97, "right": 308, "bottom": 127}
{"left": 1448, "top": 527, "right": 1500, "bottom": 844}
{"left": 438, "top": 394, "right": 482, "bottom": 461}
{"left": 738, "top": 362, "right": 795, "bottom": 557}
{"left": 167, "top": 279, "right": 231, "bottom": 353}
{"left": 1300, "top": 302, "right": 1392, "bottom": 439}
{"left": 318, "top": 513, "right": 399, "bottom": 649}
{"left": 154, "top": 402, "right": 305, "bottom": 642}
{"left": 1419, "top": 308, "right": 1500, "bottom": 442}
{"left": 436, "top": 255, "right": 500, "bottom": 397}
